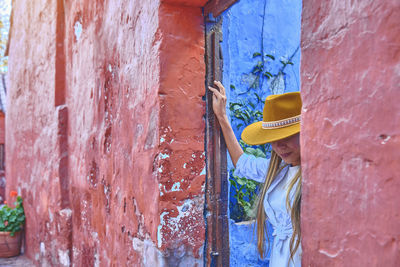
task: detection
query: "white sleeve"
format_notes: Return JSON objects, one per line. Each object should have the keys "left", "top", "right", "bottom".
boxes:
{"left": 233, "top": 153, "right": 270, "bottom": 183}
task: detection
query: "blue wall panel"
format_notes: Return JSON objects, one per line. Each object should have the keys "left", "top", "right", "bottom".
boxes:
{"left": 220, "top": 0, "right": 302, "bottom": 265}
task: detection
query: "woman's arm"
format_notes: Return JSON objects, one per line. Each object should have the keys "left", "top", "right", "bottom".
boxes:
{"left": 208, "top": 81, "right": 243, "bottom": 167}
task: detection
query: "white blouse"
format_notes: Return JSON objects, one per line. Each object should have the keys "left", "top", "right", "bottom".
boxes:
{"left": 234, "top": 153, "right": 301, "bottom": 267}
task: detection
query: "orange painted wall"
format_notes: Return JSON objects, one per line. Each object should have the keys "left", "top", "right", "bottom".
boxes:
{"left": 301, "top": 0, "right": 400, "bottom": 265}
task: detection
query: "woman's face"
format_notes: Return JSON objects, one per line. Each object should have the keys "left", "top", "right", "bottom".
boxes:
{"left": 270, "top": 133, "right": 301, "bottom": 166}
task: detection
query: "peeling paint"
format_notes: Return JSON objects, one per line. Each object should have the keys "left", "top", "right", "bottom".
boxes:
{"left": 158, "top": 212, "right": 169, "bottom": 248}
{"left": 158, "top": 166, "right": 164, "bottom": 173}
{"left": 94, "top": 252, "right": 100, "bottom": 267}
{"left": 159, "top": 153, "right": 170, "bottom": 159}
{"left": 171, "top": 182, "right": 181, "bottom": 192}
{"left": 58, "top": 249, "right": 70, "bottom": 266}
{"left": 40, "top": 242, "right": 46, "bottom": 254}
{"left": 158, "top": 199, "right": 199, "bottom": 248}
{"left": 48, "top": 210, "right": 53, "bottom": 222}
{"left": 74, "top": 21, "right": 82, "bottom": 41}
{"left": 199, "top": 166, "right": 206, "bottom": 176}
{"left": 132, "top": 237, "right": 164, "bottom": 266}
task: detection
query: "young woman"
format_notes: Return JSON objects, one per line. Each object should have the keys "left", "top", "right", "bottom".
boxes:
{"left": 208, "top": 81, "right": 302, "bottom": 267}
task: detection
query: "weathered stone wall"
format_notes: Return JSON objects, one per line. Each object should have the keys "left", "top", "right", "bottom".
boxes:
{"left": 7, "top": 0, "right": 207, "bottom": 265}
{"left": 64, "top": 1, "right": 162, "bottom": 265}
{"left": 157, "top": 3, "right": 206, "bottom": 263}
{"left": 301, "top": 0, "right": 400, "bottom": 265}
{"left": 7, "top": 1, "right": 62, "bottom": 264}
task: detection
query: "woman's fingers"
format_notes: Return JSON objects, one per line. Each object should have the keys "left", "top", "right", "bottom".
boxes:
{"left": 213, "top": 81, "right": 226, "bottom": 96}
{"left": 208, "top": 82, "right": 227, "bottom": 120}
{"left": 208, "top": 86, "right": 223, "bottom": 99}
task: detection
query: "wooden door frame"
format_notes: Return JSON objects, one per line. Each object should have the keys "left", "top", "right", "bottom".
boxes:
{"left": 203, "top": 1, "right": 238, "bottom": 266}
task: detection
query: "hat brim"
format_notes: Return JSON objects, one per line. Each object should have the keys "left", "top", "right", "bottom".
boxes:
{"left": 241, "top": 121, "right": 300, "bottom": 145}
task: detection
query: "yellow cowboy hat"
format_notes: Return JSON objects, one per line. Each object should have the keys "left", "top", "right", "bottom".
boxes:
{"left": 241, "top": 92, "right": 302, "bottom": 145}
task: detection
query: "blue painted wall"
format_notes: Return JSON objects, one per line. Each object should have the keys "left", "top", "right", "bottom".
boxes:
{"left": 220, "top": 0, "right": 302, "bottom": 265}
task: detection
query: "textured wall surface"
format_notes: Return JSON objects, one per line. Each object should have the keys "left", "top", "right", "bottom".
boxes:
{"left": 157, "top": 3, "right": 206, "bottom": 264}
{"left": 6, "top": 1, "right": 62, "bottom": 265}
{"left": 7, "top": 0, "right": 207, "bottom": 266}
{"left": 301, "top": 0, "right": 400, "bottom": 266}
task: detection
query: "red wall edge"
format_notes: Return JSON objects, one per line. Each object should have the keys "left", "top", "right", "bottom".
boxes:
{"left": 300, "top": 0, "right": 400, "bottom": 265}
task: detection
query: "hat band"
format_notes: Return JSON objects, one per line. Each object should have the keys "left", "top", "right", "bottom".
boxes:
{"left": 262, "top": 115, "right": 301, "bottom": 129}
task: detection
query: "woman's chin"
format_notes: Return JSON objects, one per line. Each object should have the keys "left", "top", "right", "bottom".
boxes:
{"left": 282, "top": 156, "right": 301, "bottom": 166}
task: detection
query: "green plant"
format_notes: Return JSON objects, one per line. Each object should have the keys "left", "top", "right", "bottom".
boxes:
{"left": 230, "top": 173, "right": 259, "bottom": 221}
{"left": 229, "top": 144, "right": 268, "bottom": 222}
{"left": 0, "top": 191, "right": 25, "bottom": 236}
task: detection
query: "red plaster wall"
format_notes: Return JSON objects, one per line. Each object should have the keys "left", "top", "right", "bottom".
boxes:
{"left": 157, "top": 3, "right": 206, "bottom": 260}
{"left": 301, "top": 0, "right": 400, "bottom": 266}
{"left": 64, "top": 1, "right": 162, "bottom": 265}
{"left": 7, "top": 0, "right": 206, "bottom": 265}
{"left": 6, "top": 1, "right": 63, "bottom": 265}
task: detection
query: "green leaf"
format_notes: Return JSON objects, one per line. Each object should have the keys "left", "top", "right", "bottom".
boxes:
{"left": 229, "top": 178, "right": 237, "bottom": 186}
{"left": 254, "top": 93, "right": 262, "bottom": 103}
{"left": 266, "top": 54, "right": 275, "bottom": 60}
{"left": 243, "top": 110, "right": 251, "bottom": 120}
{"left": 229, "top": 102, "right": 242, "bottom": 112}
{"left": 252, "top": 52, "right": 261, "bottom": 58}
{"left": 264, "top": 71, "right": 273, "bottom": 78}
{"left": 255, "top": 111, "right": 263, "bottom": 116}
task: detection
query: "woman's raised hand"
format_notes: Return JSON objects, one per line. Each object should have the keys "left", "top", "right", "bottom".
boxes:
{"left": 208, "top": 80, "right": 244, "bottom": 166}
{"left": 208, "top": 81, "right": 227, "bottom": 120}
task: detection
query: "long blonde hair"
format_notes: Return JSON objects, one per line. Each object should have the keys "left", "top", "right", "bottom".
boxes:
{"left": 256, "top": 150, "right": 302, "bottom": 261}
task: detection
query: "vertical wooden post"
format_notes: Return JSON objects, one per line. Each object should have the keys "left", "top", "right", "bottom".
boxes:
{"left": 205, "top": 19, "right": 230, "bottom": 267}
